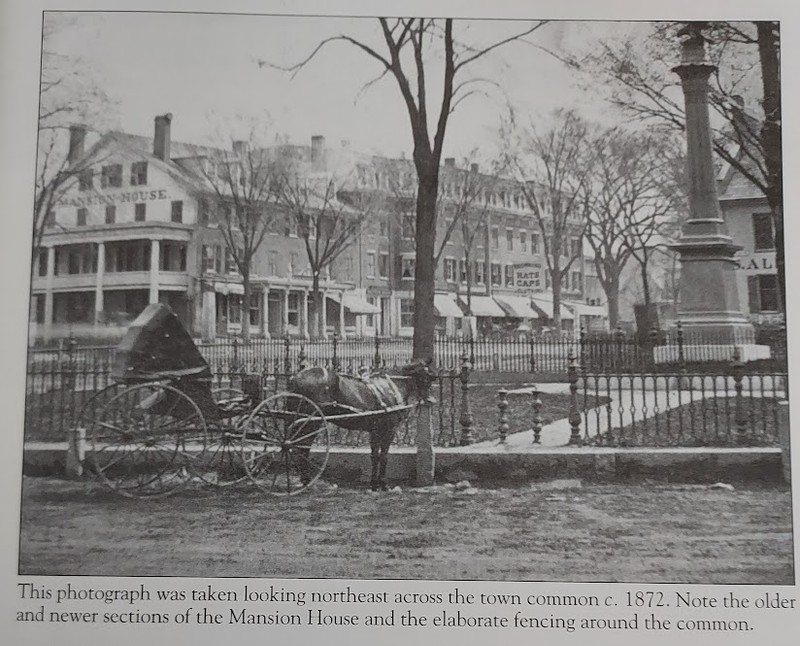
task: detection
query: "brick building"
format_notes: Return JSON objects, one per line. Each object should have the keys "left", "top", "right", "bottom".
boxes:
{"left": 29, "top": 114, "right": 605, "bottom": 342}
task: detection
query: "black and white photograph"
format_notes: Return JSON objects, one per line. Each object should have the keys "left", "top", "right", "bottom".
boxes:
{"left": 15, "top": 9, "right": 792, "bottom": 585}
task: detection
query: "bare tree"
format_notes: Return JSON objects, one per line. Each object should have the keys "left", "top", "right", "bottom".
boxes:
{"left": 585, "top": 127, "right": 686, "bottom": 327}
{"left": 581, "top": 21, "right": 783, "bottom": 311}
{"left": 33, "top": 16, "right": 115, "bottom": 277}
{"left": 198, "top": 131, "right": 280, "bottom": 342}
{"left": 265, "top": 18, "right": 550, "bottom": 362}
{"left": 275, "top": 165, "right": 375, "bottom": 338}
{"left": 506, "top": 109, "right": 594, "bottom": 330}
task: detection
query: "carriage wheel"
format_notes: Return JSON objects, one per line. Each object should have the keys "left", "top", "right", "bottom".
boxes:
{"left": 74, "top": 382, "right": 126, "bottom": 437}
{"left": 193, "top": 387, "right": 249, "bottom": 486}
{"left": 88, "top": 382, "right": 207, "bottom": 498}
{"left": 241, "top": 392, "right": 330, "bottom": 496}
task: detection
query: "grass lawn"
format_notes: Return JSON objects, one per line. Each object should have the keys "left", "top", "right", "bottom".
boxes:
{"left": 591, "top": 397, "right": 781, "bottom": 448}
{"left": 18, "top": 477, "right": 793, "bottom": 584}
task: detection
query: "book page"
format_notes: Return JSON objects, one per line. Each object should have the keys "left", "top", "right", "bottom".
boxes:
{"left": 1, "top": 1, "right": 798, "bottom": 644}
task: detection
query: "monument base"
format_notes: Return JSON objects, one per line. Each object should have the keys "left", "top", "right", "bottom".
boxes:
{"left": 654, "top": 344, "right": 771, "bottom": 365}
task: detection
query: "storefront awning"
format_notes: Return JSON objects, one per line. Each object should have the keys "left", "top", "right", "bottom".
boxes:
{"left": 465, "top": 295, "right": 506, "bottom": 318}
{"left": 327, "top": 292, "right": 380, "bottom": 315}
{"left": 569, "top": 303, "right": 607, "bottom": 318}
{"left": 493, "top": 294, "right": 540, "bottom": 319}
{"left": 531, "top": 297, "right": 574, "bottom": 321}
{"left": 434, "top": 294, "right": 464, "bottom": 318}
{"left": 213, "top": 282, "right": 244, "bottom": 296}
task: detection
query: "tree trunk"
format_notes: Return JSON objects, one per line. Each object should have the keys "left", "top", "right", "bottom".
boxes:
{"left": 551, "top": 267, "right": 562, "bottom": 331}
{"left": 464, "top": 248, "right": 472, "bottom": 312}
{"left": 311, "top": 271, "right": 322, "bottom": 339}
{"left": 241, "top": 271, "right": 251, "bottom": 343}
{"left": 605, "top": 277, "right": 620, "bottom": 329}
{"left": 640, "top": 257, "right": 651, "bottom": 306}
{"left": 756, "top": 21, "right": 784, "bottom": 314}
{"left": 412, "top": 162, "right": 438, "bottom": 362}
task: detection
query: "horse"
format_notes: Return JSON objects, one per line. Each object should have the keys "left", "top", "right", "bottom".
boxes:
{"left": 288, "top": 360, "right": 432, "bottom": 491}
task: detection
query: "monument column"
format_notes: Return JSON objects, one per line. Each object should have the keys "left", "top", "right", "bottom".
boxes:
{"left": 670, "top": 22, "right": 761, "bottom": 353}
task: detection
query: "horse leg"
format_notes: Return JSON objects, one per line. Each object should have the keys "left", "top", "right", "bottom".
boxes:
{"left": 370, "top": 434, "right": 380, "bottom": 492}
{"left": 378, "top": 428, "right": 395, "bottom": 492}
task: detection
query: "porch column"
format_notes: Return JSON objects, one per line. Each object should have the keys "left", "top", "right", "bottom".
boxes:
{"left": 149, "top": 239, "right": 160, "bottom": 304}
{"left": 321, "top": 289, "right": 329, "bottom": 339}
{"left": 338, "top": 291, "right": 347, "bottom": 339}
{"left": 283, "top": 288, "right": 290, "bottom": 336}
{"left": 261, "top": 285, "right": 270, "bottom": 338}
{"left": 43, "top": 245, "right": 55, "bottom": 340}
{"left": 94, "top": 242, "right": 105, "bottom": 325}
{"left": 301, "top": 290, "right": 310, "bottom": 339}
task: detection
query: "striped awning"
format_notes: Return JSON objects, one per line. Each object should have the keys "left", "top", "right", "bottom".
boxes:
{"left": 531, "top": 297, "right": 574, "bottom": 321}
{"left": 434, "top": 294, "right": 464, "bottom": 318}
{"left": 327, "top": 292, "right": 380, "bottom": 315}
{"left": 213, "top": 282, "right": 244, "bottom": 296}
{"left": 493, "top": 294, "right": 539, "bottom": 319}
{"left": 466, "top": 295, "right": 506, "bottom": 318}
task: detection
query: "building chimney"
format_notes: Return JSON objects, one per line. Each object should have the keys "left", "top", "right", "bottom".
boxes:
{"left": 444, "top": 157, "right": 456, "bottom": 168}
{"left": 470, "top": 163, "right": 479, "bottom": 173}
{"left": 67, "top": 125, "right": 87, "bottom": 165}
{"left": 232, "top": 140, "right": 249, "bottom": 158}
{"left": 311, "top": 135, "right": 325, "bottom": 169}
{"left": 153, "top": 113, "right": 173, "bottom": 161}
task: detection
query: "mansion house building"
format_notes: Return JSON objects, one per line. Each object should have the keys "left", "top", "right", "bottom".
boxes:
{"left": 30, "top": 114, "right": 603, "bottom": 342}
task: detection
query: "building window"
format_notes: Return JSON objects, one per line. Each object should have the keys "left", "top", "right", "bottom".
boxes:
{"left": 366, "top": 251, "right": 376, "bottom": 278}
{"left": 506, "top": 229, "right": 514, "bottom": 251}
{"left": 752, "top": 213, "right": 775, "bottom": 251}
{"left": 571, "top": 270, "right": 583, "bottom": 292}
{"left": 100, "top": 164, "right": 122, "bottom": 188}
{"left": 402, "top": 213, "right": 415, "bottom": 239}
{"left": 531, "top": 233, "right": 539, "bottom": 254}
{"left": 160, "top": 242, "right": 187, "bottom": 272}
{"left": 504, "top": 264, "right": 514, "bottom": 286}
{"left": 401, "top": 256, "right": 415, "bottom": 279}
{"left": 571, "top": 237, "right": 582, "bottom": 258}
{"left": 225, "top": 248, "right": 238, "bottom": 274}
{"left": 378, "top": 252, "right": 389, "bottom": 279}
{"left": 37, "top": 249, "right": 48, "bottom": 276}
{"left": 285, "top": 216, "right": 298, "bottom": 237}
{"left": 444, "top": 218, "right": 454, "bottom": 244}
{"left": 250, "top": 293, "right": 261, "bottom": 327}
{"left": 266, "top": 250, "right": 278, "bottom": 276}
{"left": 171, "top": 201, "right": 183, "bottom": 223}
{"left": 520, "top": 231, "right": 527, "bottom": 252}
{"left": 287, "top": 293, "right": 299, "bottom": 327}
{"left": 748, "top": 274, "right": 779, "bottom": 312}
{"left": 444, "top": 257, "right": 456, "bottom": 282}
{"left": 228, "top": 295, "right": 242, "bottom": 325}
{"left": 400, "top": 298, "right": 414, "bottom": 328}
{"left": 379, "top": 220, "right": 388, "bottom": 237}
{"left": 105, "top": 205, "right": 116, "bottom": 224}
{"left": 78, "top": 169, "right": 93, "bottom": 191}
{"left": 365, "top": 296, "right": 377, "bottom": 328}
{"left": 134, "top": 203, "right": 146, "bottom": 222}
{"left": 76, "top": 208, "right": 87, "bottom": 226}
{"left": 130, "top": 161, "right": 148, "bottom": 186}
{"left": 202, "top": 245, "right": 215, "bottom": 273}
{"left": 214, "top": 245, "right": 224, "bottom": 273}
{"left": 475, "top": 261, "right": 485, "bottom": 285}
{"left": 490, "top": 262, "right": 502, "bottom": 287}
{"left": 491, "top": 227, "right": 499, "bottom": 250}
{"left": 198, "top": 198, "right": 209, "bottom": 226}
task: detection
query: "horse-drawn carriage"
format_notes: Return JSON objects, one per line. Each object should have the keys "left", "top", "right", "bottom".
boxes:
{"left": 77, "top": 304, "right": 420, "bottom": 498}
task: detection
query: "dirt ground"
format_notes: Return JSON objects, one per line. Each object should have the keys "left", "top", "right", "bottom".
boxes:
{"left": 17, "top": 477, "right": 794, "bottom": 584}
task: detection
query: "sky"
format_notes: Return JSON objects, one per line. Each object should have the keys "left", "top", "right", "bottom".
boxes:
{"left": 44, "top": 13, "right": 650, "bottom": 160}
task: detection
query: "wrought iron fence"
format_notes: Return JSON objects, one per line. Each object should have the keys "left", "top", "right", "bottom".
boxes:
{"left": 28, "top": 324, "right": 788, "bottom": 376}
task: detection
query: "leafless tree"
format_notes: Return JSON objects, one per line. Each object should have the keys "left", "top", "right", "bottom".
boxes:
{"left": 581, "top": 21, "right": 783, "bottom": 311}
{"left": 505, "top": 109, "right": 595, "bottom": 330}
{"left": 585, "top": 127, "right": 686, "bottom": 327}
{"left": 197, "top": 130, "right": 281, "bottom": 342}
{"left": 274, "top": 163, "right": 375, "bottom": 338}
{"left": 264, "top": 18, "right": 551, "bottom": 362}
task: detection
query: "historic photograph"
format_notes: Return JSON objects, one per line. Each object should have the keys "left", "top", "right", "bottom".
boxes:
{"left": 19, "top": 12, "right": 791, "bottom": 583}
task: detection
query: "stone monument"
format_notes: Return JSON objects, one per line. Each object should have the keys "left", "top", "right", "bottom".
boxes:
{"left": 656, "top": 22, "right": 769, "bottom": 363}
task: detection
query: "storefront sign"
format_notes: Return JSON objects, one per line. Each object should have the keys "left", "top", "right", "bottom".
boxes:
{"left": 513, "top": 263, "right": 542, "bottom": 293}
{"left": 735, "top": 252, "right": 776, "bottom": 274}
{"left": 58, "top": 189, "right": 169, "bottom": 208}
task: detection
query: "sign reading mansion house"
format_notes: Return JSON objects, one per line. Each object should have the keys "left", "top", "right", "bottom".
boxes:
{"left": 30, "top": 114, "right": 605, "bottom": 342}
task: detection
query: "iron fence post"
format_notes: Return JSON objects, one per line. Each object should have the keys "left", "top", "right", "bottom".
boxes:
{"left": 615, "top": 324, "right": 624, "bottom": 372}
{"left": 283, "top": 336, "right": 292, "bottom": 374}
{"left": 529, "top": 335, "right": 536, "bottom": 373}
{"left": 531, "top": 386, "right": 543, "bottom": 444}
{"left": 232, "top": 336, "right": 239, "bottom": 374}
{"left": 458, "top": 352, "right": 474, "bottom": 446}
{"left": 567, "top": 351, "right": 582, "bottom": 446}
{"left": 331, "top": 333, "right": 340, "bottom": 372}
{"left": 298, "top": 345, "right": 307, "bottom": 372}
{"left": 732, "top": 346, "right": 748, "bottom": 445}
{"left": 374, "top": 335, "right": 382, "bottom": 370}
{"left": 579, "top": 325, "right": 587, "bottom": 372}
{"left": 497, "top": 390, "right": 509, "bottom": 443}
{"left": 469, "top": 336, "right": 476, "bottom": 369}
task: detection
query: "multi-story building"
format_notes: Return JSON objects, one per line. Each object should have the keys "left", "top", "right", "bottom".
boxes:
{"left": 30, "top": 113, "right": 606, "bottom": 342}
{"left": 717, "top": 154, "right": 782, "bottom": 327}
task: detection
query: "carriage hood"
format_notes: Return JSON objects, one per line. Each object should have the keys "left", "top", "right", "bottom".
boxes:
{"left": 111, "top": 303, "right": 212, "bottom": 382}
